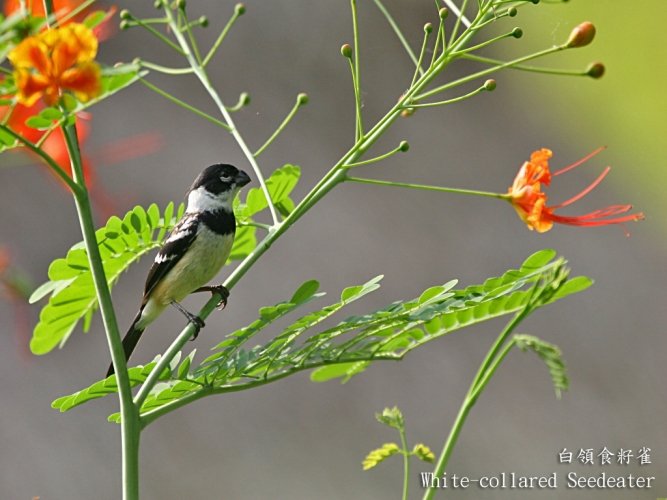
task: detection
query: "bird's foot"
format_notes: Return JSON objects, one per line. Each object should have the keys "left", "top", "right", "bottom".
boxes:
{"left": 171, "top": 300, "right": 205, "bottom": 340}
{"left": 195, "top": 284, "right": 229, "bottom": 310}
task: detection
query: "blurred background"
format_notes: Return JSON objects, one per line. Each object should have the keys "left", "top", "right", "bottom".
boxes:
{"left": 0, "top": 0, "right": 664, "bottom": 498}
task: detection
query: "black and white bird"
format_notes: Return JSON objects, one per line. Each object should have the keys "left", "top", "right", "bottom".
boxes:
{"left": 107, "top": 164, "right": 251, "bottom": 376}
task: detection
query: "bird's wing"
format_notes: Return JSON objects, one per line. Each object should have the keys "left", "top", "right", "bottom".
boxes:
{"left": 143, "top": 213, "right": 199, "bottom": 301}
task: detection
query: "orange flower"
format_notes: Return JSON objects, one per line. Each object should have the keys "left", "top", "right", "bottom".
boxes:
{"left": 5, "top": 0, "right": 85, "bottom": 22}
{"left": 4, "top": 0, "right": 119, "bottom": 40}
{"left": 8, "top": 23, "right": 101, "bottom": 106}
{"left": 507, "top": 148, "right": 644, "bottom": 235}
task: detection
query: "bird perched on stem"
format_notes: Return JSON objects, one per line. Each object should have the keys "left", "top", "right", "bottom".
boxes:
{"left": 107, "top": 164, "right": 251, "bottom": 376}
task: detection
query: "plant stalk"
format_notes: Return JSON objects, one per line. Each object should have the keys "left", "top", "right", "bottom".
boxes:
{"left": 62, "top": 124, "right": 140, "bottom": 500}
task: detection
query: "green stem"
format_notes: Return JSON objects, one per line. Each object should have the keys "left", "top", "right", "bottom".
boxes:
{"left": 416, "top": 45, "right": 565, "bottom": 100}
{"left": 226, "top": 92, "right": 250, "bottom": 112}
{"left": 133, "top": 16, "right": 186, "bottom": 55}
{"left": 351, "top": 0, "right": 361, "bottom": 140}
{"left": 430, "top": 18, "right": 443, "bottom": 69}
{"left": 422, "top": 309, "right": 529, "bottom": 500}
{"left": 180, "top": 8, "right": 202, "bottom": 65}
{"left": 135, "top": 290, "right": 225, "bottom": 411}
{"left": 346, "top": 177, "right": 507, "bottom": 200}
{"left": 451, "top": 30, "right": 518, "bottom": 56}
{"left": 341, "top": 143, "right": 406, "bottom": 168}
{"left": 140, "top": 61, "right": 194, "bottom": 75}
{"left": 372, "top": 0, "right": 424, "bottom": 76}
{"left": 0, "top": 124, "right": 81, "bottom": 195}
{"left": 412, "top": 27, "right": 431, "bottom": 88}
{"left": 399, "top": 426, "right": 410, "bottom": 500}
{"left": 62, "top": 123, "right": 140, "bottom": 500}
{"left": 461, "top": 53, "right": 588, "bottom": 76}
{"left": 163, "top": 4, "right": 279, "bottom": 226}
{"left": 469, "top": 337, "right": 516, "bottom": 401}
{"left": 202, "top": 7, "right": 241, "bottom": 67}
{"left": 139, "top": 78, "right": 232, "bottom": 131}
{"left": 406, "top": 85, "right": 486, "bottom": 108}
{"left": 449, "top": 0, "right": 471, "bottom": 45}
{"left": 254, "top": 95, "right": 305, "bottom": 157}
{"left": 348, "top": 57, "right": 364, "bottom": 141}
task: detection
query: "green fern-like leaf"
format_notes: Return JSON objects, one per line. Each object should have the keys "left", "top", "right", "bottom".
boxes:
{"left": 412, "top": 444, "right": 435, "bottom": 463}
{"left": 515, "top": 334, "right": 569, "bottom": 398}
{"left": 363, "top": 443, "right": 400, "bottom": 470}
{"left": 52, "top": 251, "right": 590, "bottom": 421}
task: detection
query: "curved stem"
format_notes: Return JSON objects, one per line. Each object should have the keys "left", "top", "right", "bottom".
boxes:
{"left": 202, "top": 7, "right": 242, "bottom": 67}
{"left": 422, "top": 308, "right": 530, "bottom": 500}
{"left": 140, "top": 61, "right": 194, "bottom": 75}
{"left": 162, "top": 5, "right": 279, "bottom": 225}
{"left": 0, "top": 124, "right": 81, "bottom": 195}
{"left": 416, "top": 45, "right": 565, "bottom": 100}
{"left": 254, "top": 95, "right": 305, "bottom": 157}
{"left": 461, "top": 53, "right": 589, "bottom": 76}
{"left": 341, "top": 144, "right": 406, "bottom": 169}
{"left": 406, "top": 85, "right": 486, "bottom": 108}
{"left": 451, "top": 30, "right": 518, "bottom": 56}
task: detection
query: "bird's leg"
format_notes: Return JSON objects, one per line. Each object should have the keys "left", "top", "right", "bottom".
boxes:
{"left": 170, "top": 300, "right": 205, "bottom": 340}
{"left": 194, "top": 284, "right": 229, "bottom": 310}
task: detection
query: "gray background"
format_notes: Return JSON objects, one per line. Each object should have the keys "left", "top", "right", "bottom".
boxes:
{"left": 0, "top": 1, "right": 663, "bottom": 499}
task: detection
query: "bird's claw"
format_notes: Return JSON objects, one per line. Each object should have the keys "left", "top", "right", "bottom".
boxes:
{"left": 196, "top": 284, "right": 229, "bottom": 310}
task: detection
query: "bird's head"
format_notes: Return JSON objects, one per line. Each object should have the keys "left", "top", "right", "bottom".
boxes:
{"left": 186, "top": 164, "right": 251, "bottom": 213}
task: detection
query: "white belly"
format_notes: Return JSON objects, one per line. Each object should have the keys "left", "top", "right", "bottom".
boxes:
{"left": 150, "top": 227, "right": 234, "bottom": 305}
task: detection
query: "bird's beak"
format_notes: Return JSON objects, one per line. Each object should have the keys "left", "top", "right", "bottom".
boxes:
{"left": 234, "top": 170, "right": 251, "bottom": 187}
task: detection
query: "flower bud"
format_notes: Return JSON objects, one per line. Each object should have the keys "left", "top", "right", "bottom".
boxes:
{"left": 424, "top": 23, "right": 433, "bottom": 34}
{"left": 240, "top": 92, "right": 251, "bottom": 106}
{"left": 297, "top": 93, "right": 309, "bottom": 105}
{"left": 399, "top": 141, "right": 410, "bottom": 153}
{"left": 235, "top": 3, "right": 246, "bottom": 15}
{"left": 398, "top": 93, "right": 417, "bottom": 117}
{"left": 567, "top": 21, "right": 596, "bottom": 48}
{"left": 511, "top": 27, "right": 523, "bottom": 39}
{"left": 341, "top": 44, "right": 352, "bottom": 58}
{"left": 119, "top": 20, "right": 130, "bottom": 30}
{"left": 177, "top": 0, "right": 186, "bottom": 10}
{"left": 508, "top": 7, "right": 517, "bottom": 17}
{"left": 131, "top": 58, "right": 141, "bottom": 65}
{"left": 586, "top": 62, "right": 605, "bottom": 79}
{"left": 484, "top": 79, "right": 497, "bottom": 91}
{"left": 439, "top": 8, "right": 449, "bottom": 20}
{"left": 120, "top": 9, "right": 131, "bottom": 20}
{"left": 199, "top": 15, "right": 209, "bottom": 27}
{"left": 154, "top": 0, "right": 163, "bottom": 8}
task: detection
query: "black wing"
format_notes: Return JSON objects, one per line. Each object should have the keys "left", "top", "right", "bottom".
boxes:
{"left": 142, "top": 213, "right": 199, "bottom": 301}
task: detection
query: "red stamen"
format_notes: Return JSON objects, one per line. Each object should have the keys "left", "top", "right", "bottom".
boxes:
{"left": 550, "top": 166, "right": 611, "bottom": 209}
{"left": 553, "top": 146, "right": 606, "bottom": 176}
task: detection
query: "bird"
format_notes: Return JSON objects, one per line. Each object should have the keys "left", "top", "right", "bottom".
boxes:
{"left": 107, "top": 164, "right": 251, "bottom": 377}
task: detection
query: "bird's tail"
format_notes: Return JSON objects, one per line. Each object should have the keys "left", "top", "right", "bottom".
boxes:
{"left": 106, "top": 309, "right": 146, "bottom": 377}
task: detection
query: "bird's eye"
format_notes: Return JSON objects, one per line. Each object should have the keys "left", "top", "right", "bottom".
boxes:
{"left": 220, "top": 175, "right": 231, "bottom": 182}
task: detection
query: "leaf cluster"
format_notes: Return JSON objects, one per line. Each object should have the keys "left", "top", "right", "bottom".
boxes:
{"left": 52, "top": 250, "right": 590, "bottom": 424}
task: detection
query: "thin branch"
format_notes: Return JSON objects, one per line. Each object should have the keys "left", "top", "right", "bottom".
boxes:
{"left": 341, "top": 142, "right": 408, "bottom": 168}
{"left": 345, "top": 176, "right": 507, "bottom": 200}
{"left": 372, "top": 0, "right": 424, "bottom": 76}
{"left": 202, "top": 5, "right": 243, "bottom": 67}
{"left": 139, "top": 78, "right": 232, "bottom": 132}
{"left": 254, "top": 94, "right": 307, "bottom": 157}
{"left": 0, "top": 124, "right": 81, "bottom": 195}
